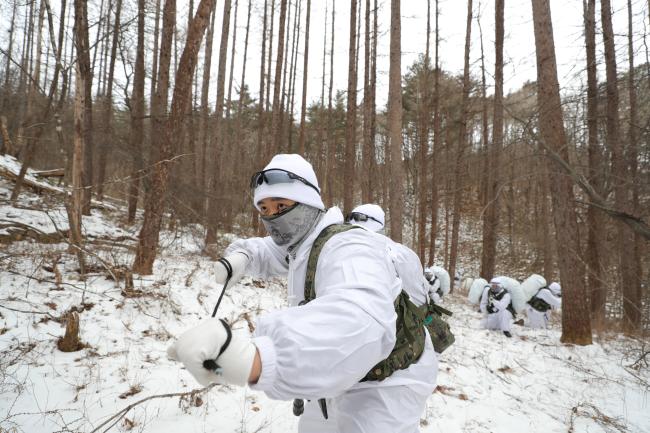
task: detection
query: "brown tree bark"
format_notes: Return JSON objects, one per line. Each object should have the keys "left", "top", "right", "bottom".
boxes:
{"left": 199, "top": 4, "right": 216, "bottom": 205}
{"left": 252, "top": 0, "right": 269, "bottom": 233}
{"left": 601, "top": 0, "right": 638, "bottom": 331}
{"left": 427, "top": 0, "right": 440, "bottom": 266}
{"left": 150, "top": 0, "right": 162, "bottom": 109}
{"left": 388, "top": 0, "right": 404, "bottom": 242}
{"left": 226, "top": 0, "right": 239, "bottom": 120}
{"left": 531, "top": 0, "right": 591, "bottom": 345}
{"left": 205, "top": 0, "right": 233, "bottom": 244}
{"left": 127, "top": 0, "right": 146, "bottom": 224}
{"left": 479, "top": 0, "right": 503, "bottom": 280}
{"left": 324, "top": 0, "right": 336, "bottom": 206}
{"left": 70, "top": 0, "right": 90, "bottom": 277}
{"left": 417, "top": 0, "right": 432, "bottom": 261}
{"left": 343, "top": 0, "right": 358, "bottom": 217}
{"left": 298, "top": 0, "right": 312, "bottom": 155}
{"left": 96, "top": 0, "right": 122, "bottom": 200}
{"left": 448, "top": 0, "right": 473, "bottom": 287}
{"left": 361, "top": 0, "right": 372, "bottom": 203}
{"left": 583, "top": 0, "right": 606, "bottom": 325}
{"left": 271, "top": 0, "right": 288, "bottom": 154}
{"left": 134, "top": 0, "right": 215, "bottom": 274}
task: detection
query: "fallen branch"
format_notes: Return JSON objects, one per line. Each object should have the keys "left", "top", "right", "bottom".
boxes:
{"left": 89, "top": 384, "right": 217, "bottom": 433}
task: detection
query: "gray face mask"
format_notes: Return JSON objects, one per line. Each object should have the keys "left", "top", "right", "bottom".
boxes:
{"left": 261, "top": 203, "right": 322, "bottom": 247}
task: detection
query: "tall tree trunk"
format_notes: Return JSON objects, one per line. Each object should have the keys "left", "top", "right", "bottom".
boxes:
{"left": 448, "top": 0, "right": 473, "bottom": 288}
{"left": 96, "top": 0, "right": 122, "bottom": 200}
{"left": 531, "top": 0, "right": 591, "bottom": 345}
{"left": 150, "top": 0, "right": 162, "bottom": 109}
{"left": 625, "top": 0, "right": 641, "bottom": 331}
{"left": 583, "top": 0, "right": 606, "bottom": 325}
{"left": 271, "top": 0, "right": 289, "bottom": 154}
{"left": 601, "top": 0, "right": 637, "bottom": 331}
{"left": 226, "top": 0, "right": 239, "bottom": 120}
{"left": 205, "top": 0, "right": 233, "bottom": 244}
{"left": 70, "top": 0, "right": 92, "bottom": 276}
{"left": 417, "top": 0, "right": 432, "bottom": 261}
{"left": 199, "top": 4, "right": 216, "bottom": 211}
{"left": 480, "top": 0, "right": 503, "bottom": 280}
{"left": 265, "top": 0, "right": 276, "bottom": 117}
{"left": 361, "top": 0, "right": 372, "bottom": 202}
{"left": 134, "top": 0, "right": 215, "bottom": 274}
{"left": 298, "top": 0, "right": 312, "bottom": 155}
{"left": 344, "top": 0, "right": 358, "bottom": 217}
{"left": 278, "top": 0, "right": 292, "bottom": 153}
{"left": 253, "top": 0, "right": 268, "bottom": 232}
{"left": 325, "top": 0, "right": 336, "bottom": 206}
{"left": 628, "top": 0, "right": 643, "bottom": 327}
{"left": 427, "top": 0, "right": 439, "bottom": 266}
{"left": 127, "top": 0, "right": 146, "bottom": 224}
{"left": 287, "top": 0, "right": 302, "bottom": 153}
{"left": 1, "top": 0, "right": 18, "bottom": 114}
{"left": 388, "top": 0, "right": 404, "bottom": 241}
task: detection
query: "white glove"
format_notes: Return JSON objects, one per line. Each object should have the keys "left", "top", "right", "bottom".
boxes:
{"left": 167, "top": 318, "right": 257, "bottom": 386}
{"left": 215, "top": 252, "right": 249, "bottom": 288}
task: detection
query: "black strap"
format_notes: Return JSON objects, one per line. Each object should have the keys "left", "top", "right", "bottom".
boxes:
{"left": 212, "top": 257, "right": 233, "bottom": 317}
{"left": 202, "top": 318, "right": 233, "bottom": 371}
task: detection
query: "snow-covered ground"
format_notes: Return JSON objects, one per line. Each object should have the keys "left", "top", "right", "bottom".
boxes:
{"left": 1, "top": 167, "right": 649, "bottom": 433}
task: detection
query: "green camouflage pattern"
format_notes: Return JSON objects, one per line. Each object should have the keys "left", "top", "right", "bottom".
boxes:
{"left": 302, "top": 223, "right": 427, "bottom": 382}
{"left": 423, "top": 301, "right": 455, "bottom": 354}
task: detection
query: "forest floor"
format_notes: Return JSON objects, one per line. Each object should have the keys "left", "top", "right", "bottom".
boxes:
{"left": 1, "top": 155, "right": 649, "bottom": 433}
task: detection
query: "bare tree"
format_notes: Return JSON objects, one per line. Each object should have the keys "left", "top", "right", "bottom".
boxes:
{"left": 583, "top": 0, "right": 606, "bottom": 325}
{"left": 134, "top": 0, "right": 215, "bottom": 274}
{"left": 531, "top": 0, "right": 591, "bottom": 345}
{"left": 344, "top": 0, "right": 358, "bottom": 216}
{"left": 96, "top": 0, "right": 122, "bottom": 200}
{"left": 417, "top": 0, "right": 432, "bottom": 261}
{"left": 271, "top": 0, "right": 288, "bottom": 153}
{"left": 127, "top": 0, "right": 146, "bottom": 224}
{"left": 601, "top": 0, "right": 638, "bottom": 331}
{"left": 427, "top": 0, "right": 440, "bottom": 266}
{"left": 388, "top": 0, "right": 404, "bottom": 242}
{"left": 448, "top": 0, "right": 473, "bottom": 287}
{"left": 298, "top": 0, "right": 312, "bottom": 155}
{"left": 480, "top": 0, "right": 503, "bottom": 280}
{"left": 205, "top": 0, "right": 233, "bottom": 244}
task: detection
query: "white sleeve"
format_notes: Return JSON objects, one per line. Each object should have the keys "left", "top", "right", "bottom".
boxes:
{"left": 538, "top": 289, "right": 561, "bottom": 309}
{"left": 479, "top": 287, "right": 489, "bottom": 313}
{"left": 430, "top": 291, "right": 442, "bottom": 305}
{"left": 225, "top": 236, "right": 289, "bottom": 279}
{"left": 250, "top": 231, "right": 399, "bottom": 400}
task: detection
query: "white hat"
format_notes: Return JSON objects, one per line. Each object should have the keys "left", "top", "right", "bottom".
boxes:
{"left": 349, "top": 203, "right": 385, "bottom": 232}
{"left": 549, "top": 282, "right": 561, "bottom": 296}
{"left": 253, "top": 154, "right": 325, "bottom": 211}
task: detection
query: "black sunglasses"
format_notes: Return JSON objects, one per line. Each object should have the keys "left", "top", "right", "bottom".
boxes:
{"left": 347, "top": 212, "right": 383, "bottom": 226}
{"left": 250, "top": 169, "right": 320, "bottom": 194}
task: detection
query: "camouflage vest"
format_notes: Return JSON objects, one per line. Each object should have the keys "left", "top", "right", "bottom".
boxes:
{"left": 528, "top": 288, "right": 552, "bottom": 312}
{"left": 303, "top": 223, "right": 427, "bottom": 382}
{"left": 422, "top": 302, "right": 455, "bottom": 354}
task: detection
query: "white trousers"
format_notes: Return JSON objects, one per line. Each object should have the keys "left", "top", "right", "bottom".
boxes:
{"left": 297, "top": 385, "right": 428, "bottom": 433}
{"left": 525, "top": 306, "right": 549, "bottom": 329}
{"left": 482, "top": 309, "right": 513, "bottom": 332}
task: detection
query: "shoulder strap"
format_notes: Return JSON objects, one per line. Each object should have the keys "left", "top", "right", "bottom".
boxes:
{"left": 302, "top": 223, "right": 360, "bottom": 304}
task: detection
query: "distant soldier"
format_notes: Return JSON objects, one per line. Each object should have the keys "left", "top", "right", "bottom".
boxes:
{"left": 480, "top": 278, "right": 514, "bottom": 337}
{"left": 525, "top": 282, "right": 561, "bottom": 329}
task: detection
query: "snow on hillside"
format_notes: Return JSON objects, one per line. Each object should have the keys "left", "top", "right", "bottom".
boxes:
{"left": 1, "top": 166, "right": 649, "bottom": 433}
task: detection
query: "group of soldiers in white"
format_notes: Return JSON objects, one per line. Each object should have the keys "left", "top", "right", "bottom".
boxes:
{"left": 166, "top": 153, "right": 562, "bottom": 432}
{"left": 466, "top": 273, "right": 562, "bottom": 337}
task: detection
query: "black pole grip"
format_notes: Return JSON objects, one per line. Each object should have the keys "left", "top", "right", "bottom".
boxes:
{"left": 292, "top": 398, "right": 305, "bottom": 416}
{"left": 203, "top": 359, "right": 219, "bottom": 371}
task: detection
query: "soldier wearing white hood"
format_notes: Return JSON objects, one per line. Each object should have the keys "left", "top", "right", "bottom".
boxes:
{"left": 525, "top": 282, "right": 562, "bottom": 329}
{"left": 347, "top": 204, "right": 430, "bottom": 306}
{"left": 480, "top": 278, "right": 514, "bottom": 337}
{"left": 167, "top": 154, "right": 437, "bottom": 433}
